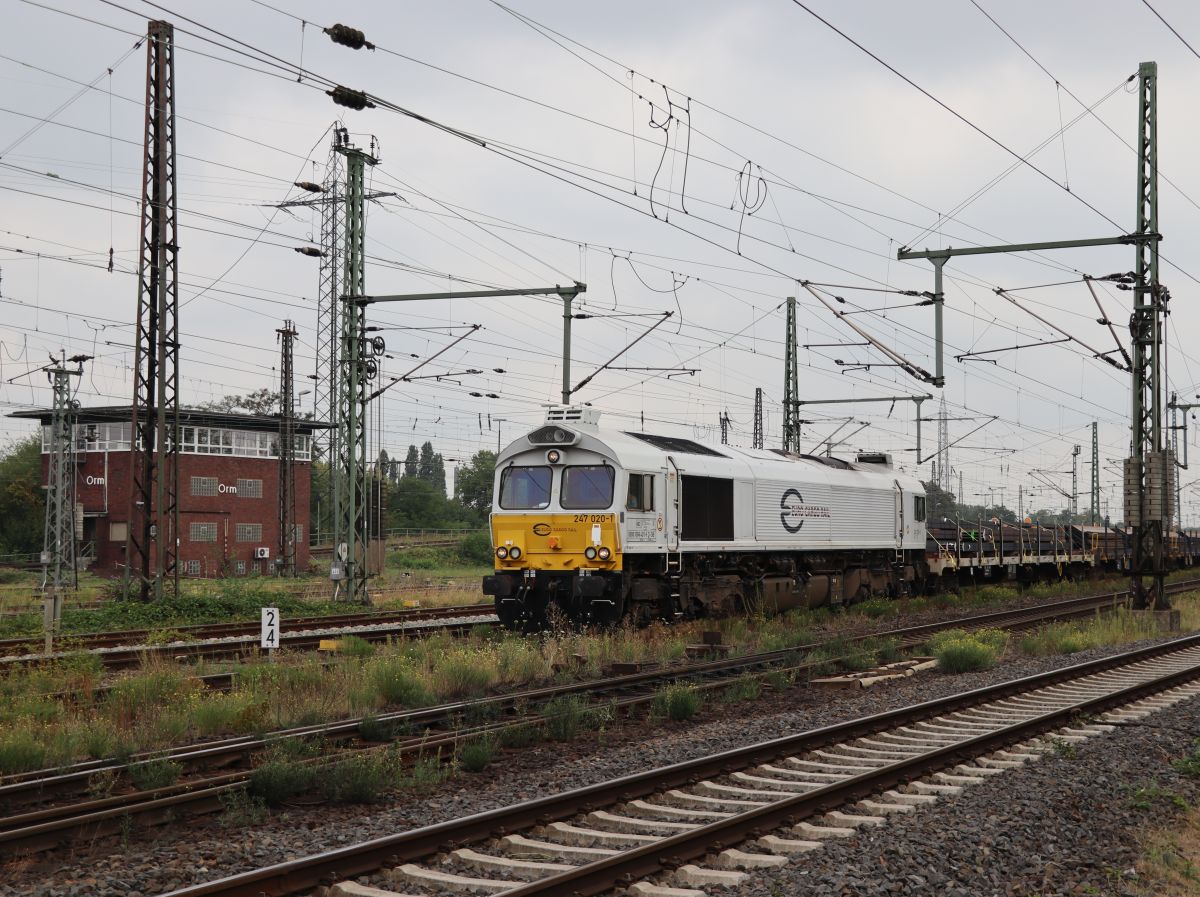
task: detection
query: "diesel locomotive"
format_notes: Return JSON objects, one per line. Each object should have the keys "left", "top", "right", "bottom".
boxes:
{"left": 482, "top": 407, "right": 927, "bottom": 629}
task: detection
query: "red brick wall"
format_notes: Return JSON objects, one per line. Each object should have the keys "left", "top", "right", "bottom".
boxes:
{"left": 54, "top": 450, "right": 313, "bottom": 578}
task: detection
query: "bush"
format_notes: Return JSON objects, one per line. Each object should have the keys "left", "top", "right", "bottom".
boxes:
{"left": 320, "top": 752, "right": 393, "bottom": 803}
{"left": 457, "top": 736, "right": 497, "bottom": 773}
{"left": 933, "top": 636, "right": 998, "bottom": 673}
{"left": 0, "top": 728, "right": 47, "bottom": 774}
{"left": 431, "top": 655, "right": 495, "bottom": 700}
{"left": 249, "top": 757, "right": 316, "bottom": 804}
{"left": 358, "top": 713, "right": 397, "bottom": 742}
{"left": 338, "top": 635, "right": 376, "bottom": 658}
{"left": 371, "top": 659, "right": 434, "bottom": 707}
{"left": 721, "top": 674, "right": 762, "bottom": 704}
{"left": 541, "top": 695, "right": 592, "bottom": 741}
{"left": 457, "top": 530, "right": 494, "bottom": 566}
{"left": 653, "top": 684, "right": 702, "bottom": 721}
{"left": 128, "top": 756, "right": 182, "bottom": 791}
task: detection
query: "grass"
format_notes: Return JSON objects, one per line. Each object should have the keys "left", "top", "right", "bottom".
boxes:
{"left": 928, "top": 628, "right": 1008, "bottom": 673}
{"left": 6, "top": 583, "right": 1197, "bottom": 773}
{"left": 457, "top": 736, "right": 497, "bottom": 772}
{"left": 652, "top": 684, "right": 702, "bottom": 721}
{"left": 1019, "top": 608, "right": 1163, "bottom": 657}
{"left": 128, "top": 755, "right": 182, "bottom": 791}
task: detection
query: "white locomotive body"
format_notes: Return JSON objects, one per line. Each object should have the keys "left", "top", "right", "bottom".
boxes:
{"left": 483, "top": 407, "right": 927, "bottom": 629}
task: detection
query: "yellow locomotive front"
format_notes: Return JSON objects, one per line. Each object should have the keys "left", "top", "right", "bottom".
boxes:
{"left": 482, "top": 414, "right": 628, "bottom": 629}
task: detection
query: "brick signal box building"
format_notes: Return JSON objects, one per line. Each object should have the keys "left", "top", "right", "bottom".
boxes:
{"left": 11, "top": 406, "right": 329, "bottom": 578}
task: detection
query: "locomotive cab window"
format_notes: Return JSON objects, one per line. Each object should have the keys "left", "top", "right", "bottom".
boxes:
{"left": 913, "top": 495, "right": 927, "bottom": 522}
{"left": 626, "top": 473, "right": 655, "bottom": 512}
{"left": 499, "top": 465, "right": 552, "bottom": 509}
{"left": 561, "top": 465, "right": 615, "bottom": 510}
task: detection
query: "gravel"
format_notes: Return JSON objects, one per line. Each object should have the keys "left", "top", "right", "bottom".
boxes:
{"left": 722, "top": 686, "right": 1200, "bottom": 897}
{"left": 4, "top": 630, "right": 1197, "bottom": 897}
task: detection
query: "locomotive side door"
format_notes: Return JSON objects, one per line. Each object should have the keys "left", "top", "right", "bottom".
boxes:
{"left": 665, "top": 456, "right": 681, "bottom": 552}
{"left": 893, "top": 480, "right": 904, "bottom": 555}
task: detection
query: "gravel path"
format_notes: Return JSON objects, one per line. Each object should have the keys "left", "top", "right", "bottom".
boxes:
{"left": 6, "top": 632, "right": 1198, "bottom": 897}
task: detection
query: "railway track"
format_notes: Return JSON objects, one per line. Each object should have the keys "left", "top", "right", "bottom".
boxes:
{"left": 157, "top": 633, "right": 1200, "bottom": 897}
{"left": 0, "top": 602, "right": 491, "bottom": 655}
{"left": 0, "top": 582, "right": 1192, "bottom": 854}
{"left": 0, "top": 604, "right": 497, "bottom": 670}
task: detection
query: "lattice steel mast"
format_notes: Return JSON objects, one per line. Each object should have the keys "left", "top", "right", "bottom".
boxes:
{"left": 782, "top": 295, "right": 800, "bottom": 452}
{"left": 1091, "top": 421, "right": 1100, "bottom": 525}
{"left": 315, "top": 128, "right": 345, "bottom": 545}
{"left": 125, "top": 19, "right": 179, "bottom": 602}
{"left": 332, "top": 139, "right": 377, "bottom": 604}
{"left": 1127, "top": 60, "right": 1170, "bottom": 611}
{"left": 277, "top": 321, "right": 298, "bottom": 577}
{"left": 753, "top": 387, "right": 764, "bottom": 450}
{"left": 41, "top": 355, "right": 86, "bottom": 645}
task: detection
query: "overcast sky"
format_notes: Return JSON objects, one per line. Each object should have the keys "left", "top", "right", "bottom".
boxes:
{"left": 3, "top": 0, "right": 1200, "bottom": 521}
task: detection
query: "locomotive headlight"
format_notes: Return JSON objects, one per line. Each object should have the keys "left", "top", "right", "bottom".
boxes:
{"left": 495, "top": 546, "right": 509, "bottom": 559}
{"left": 546, "top": 449, "right": 562, "bottom": 464}
{"left": 552, "top": 428, "right": 569, "bottom": 443}
{"left": 597, "top": 546, "right": 612, "bottom": 561}
{"left": 509, "top": 546, "right": 522, "bottom": 560}
{"left": 584, "top": 546, "right": 598, "bottom": 560}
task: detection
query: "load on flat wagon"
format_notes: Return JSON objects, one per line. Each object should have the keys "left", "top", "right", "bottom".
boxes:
{"left": 482, "top": 407, "right": 927, "bottom": 630}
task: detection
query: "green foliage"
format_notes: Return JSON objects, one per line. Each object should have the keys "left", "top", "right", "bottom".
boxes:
{"left": 0, "top": 728, "right": 47, "bottom": 774}
{"left": 219, "top": 789, "right": 268, "bottom": 827}
{"left": 249, "top": 750, "right": 317, "bottom": 804}
{"left": 371, "top": 658, "right": 434, "bottom": 707}
{"left": 1172, "top": 741, "right": 1200, "bottom": 779}
{"left": 653, "top": 684, "right": 702, "bottom": 721}
{"left": 541, "top": 695, "right": 593, "bottom": 741}
{"left": 193, "top": 388, "right": 278, "bottom": 415}
{"left": 338, "top": 635, "right": 376, "bottom": 658}
{"left": 128, "top": 755, "right": 182, "bottom": 791}
{"left": 932, "top": 633, "right": 999, "bottom": 673}
{"left": 457, "top": 736, "right": 497, "bottom": 773}
{"left": 454, "top": 450, "right": 497, "bottom": 518}
{"left": 1130, "top": 783, "right": 1188, "bottom": 811}
{"left": 458, "top": 530, "right": 495, "bottom": 565}
{"left": 0, "top": 436, "right": 44, "bottom": 555}
{"left": 320, "top": 751, "right": 394, "bottom": 803}
{"left": 721, "top": 673, "right": 763, "bottom": 703}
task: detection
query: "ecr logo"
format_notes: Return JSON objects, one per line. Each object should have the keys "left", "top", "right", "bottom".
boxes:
{"left": 779, "top": 488, "right": 831, "bottom": 534}
{"left": 780, "top": 488, "right": 806, "bottom": 533}
{"left": 532, "top": 523, "right": 552, "bottom": 536}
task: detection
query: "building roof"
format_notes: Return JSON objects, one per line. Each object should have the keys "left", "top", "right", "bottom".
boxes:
{"left": 9, "top": 405, "right": 333, "bottom": 432}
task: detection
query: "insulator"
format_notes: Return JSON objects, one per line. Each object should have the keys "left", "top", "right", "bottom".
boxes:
{"left": 327, "top": 86, "right": 375, "bottom": 111}
{"left": 469, "top": 392, "right": 482, "bottom": 397}
{"left": 294, "top": 246, "right": 324, "bottom": 257}
{"left": 324, "top": 24, "right": 375, "bottom": 51}
{"left": 294, "top": 181, "right": 324, "bottom": 193}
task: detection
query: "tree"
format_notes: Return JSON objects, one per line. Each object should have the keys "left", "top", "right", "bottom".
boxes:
{"left": 416, "top": 441, "right": 445, "bottom": 492}
{"left": 0, "top": 436, "right": 44, "bottom": 555}
{"left": 454, "top": 450, "right": 496, "bottom": 518}
{"left": 922, "top": 480, "right": 957, "bottom": 522}
{"left": 403, "top": 445, "right": 419, "bottom": 478}
{"left": 195, "top": 388, "right": 279, "bottom": 416}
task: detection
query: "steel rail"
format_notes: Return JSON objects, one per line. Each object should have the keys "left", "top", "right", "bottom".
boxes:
{"left": 0, "top": 579, "right": 1187, "bottom": 840}
{"left": 0, "top": 602, "right": 490, "bottom": 656}
{"left": 158, "top": 632, "right": 1200, "bottom": 897}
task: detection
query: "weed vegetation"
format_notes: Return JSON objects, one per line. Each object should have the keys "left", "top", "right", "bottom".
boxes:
{"left": 928, "top": 627, "right": 1009, "bottom": 673}
{"left": 652, "top": 684, "right": 702, "bottom": 721}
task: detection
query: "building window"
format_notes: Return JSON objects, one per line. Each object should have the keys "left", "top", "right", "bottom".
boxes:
{"left": 235, "top": 560, "right": 246, "bottom": 575}
{"left": 109, "top": 521, "right": 128, "bottom": 542}
{"left": 235, "top": 523, "right": 263, "bottom": 542}
{"left": 191, "top": 476, "right": 218, "bottom": 497}
{"left": 184, "top": 559, "right": 201, "bottom": 575}
{"left": 190, "top": 522, "right": 218, "bottom": 542}
{"left": 237, "top": 478, "right": 263, "bottom": 498}
{"left": 293, "top": 524, "right": 304, "bottom": 546}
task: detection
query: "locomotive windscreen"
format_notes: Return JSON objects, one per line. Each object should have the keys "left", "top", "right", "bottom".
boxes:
{"left": 681, "top": 476, "right": 734, "bottom": 541}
